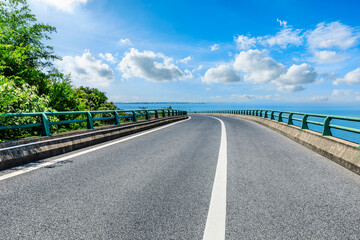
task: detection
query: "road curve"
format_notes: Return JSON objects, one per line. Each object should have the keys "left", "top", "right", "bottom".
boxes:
{"left": 0, "top": 115, "right": 359, "bottom": 239}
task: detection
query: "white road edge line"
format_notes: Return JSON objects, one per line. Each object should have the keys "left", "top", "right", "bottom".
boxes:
{"left": 0, "top": 117, "right": 191, "bottom": 182}
{"left": 203, "top": 116, "right": 227, "bottom": 240}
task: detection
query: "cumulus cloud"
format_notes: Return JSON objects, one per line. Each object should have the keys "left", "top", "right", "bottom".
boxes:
{"left": 225, "top": 50, "right": 319, "bottom": 92}
{"left": 333, "top": 67, "right": 360, "bottom": 85}
{"left": 234, "top": 35, "right": 256, "bottom": 50}
{"left": 307, "top": 22, "right": 359, "bottom": 50}
{"left": 310, "top": 50, "right": 346, "bottom": 64}
{"left": 117, "top": 48, "right": 184, "bottom": 82}
{"left": 118, "top": 38, "right": 132, "bottom": 46}
{"left": 99, "top": 53, "right": 117, "bottom": 64}
{"left": 58, "top": 50, "right": 115, "bottom": 88}
{"left": 211, "top": 44, "right": 219, "bottom": 51}
{"left": 233, "top": 49, "right": 286, "bottom": 83}
{"left": 31, "top": 0, "right": 88, "bottom": 12}
{"left": 277, "top": 63, "right": 317, "bottom": 85}
{"left": 202, "top": 65, "right": 241, "bottom": 84}
{"left": 260, "top": 27, "right": 303, "bottom": 48}
{"left": 275, "top": 64, "right": 317, "bottom": 92}
{"left": 179, "top": 56, "right": 192, "bottom": 64}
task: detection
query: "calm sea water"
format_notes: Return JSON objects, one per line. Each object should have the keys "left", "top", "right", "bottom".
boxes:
{"left": 115, "top": 102, "right": 360, "bottom": 116}
{"left": 115, "top": 102, "right": 360, "bottom": 144}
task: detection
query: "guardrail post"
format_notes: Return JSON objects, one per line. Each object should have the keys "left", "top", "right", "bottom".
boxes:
{"left": 114, "top": 111, "right": 120, "bottom": 125}
{"left": 264, "top": 111, "right": 268, "bottom": 118}
{"left": 155, "top": 110, "right": 159, "bottom": 119}
{"left": 259, "top": 110, "right": 262, "bottom": 117}
{"left": 270, "top": 111, "right": 275, "bottom": 120}
{"left": 278, "top": 112, "right": 283, "bottom": 122}
{"left": 145, "top": 110, "right": 150, "bottom": 120}
{"left": 132, "top": 111, "right": 137, "bottom": 122}
{"left": 287, "top": 113, "right": 294, "bottom": 125}
{"left": 168, "top": 110, "right": 170, "bottom": 116}
{"left": 41, "top": 113, "right": 51, "bottom": 136}
{"left": 87, "top": 112, "right": 94, "bottom": 129}
{"left": 162, "top": 110, "right": 166, "bottom": 117}
{"left": 322, "top": 117, "right": 332, "bottom": 136}
{"left": 172, "top": 110, "right": 174, "bottom": 116}
{"left": 301, "top": 114, "right": 309, "bottom": 129}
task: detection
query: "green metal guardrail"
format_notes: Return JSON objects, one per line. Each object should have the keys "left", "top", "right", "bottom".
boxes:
{"left": 0, "top": 109, "right": 187, "bottom": 137}
{"left": 192, "top": 109, "right": 360, "bottom": 148}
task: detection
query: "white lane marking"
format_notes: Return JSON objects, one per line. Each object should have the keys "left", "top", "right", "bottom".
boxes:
{"left": 203, "top": 116, "right": 227, "bottom": 240}
{"left": 0, "top": 117, "right": 191, "bottom": 182}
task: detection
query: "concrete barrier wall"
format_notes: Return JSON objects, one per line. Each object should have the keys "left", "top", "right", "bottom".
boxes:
{"left": 0, "top": 116, "right": 188, "bottom": 171}
{"left": 196, "top": 113, "right": 360, "bottom": 176}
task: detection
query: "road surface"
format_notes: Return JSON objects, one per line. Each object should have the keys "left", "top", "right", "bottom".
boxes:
{"left": 0, "top": 115, "right": 359, "bottom": 239}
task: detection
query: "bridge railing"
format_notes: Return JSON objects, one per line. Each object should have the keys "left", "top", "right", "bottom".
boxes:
{"left": 0, "top": 109, "right": 187, "bottom": 137}
{"left": 191, "top": 110, "right": 360, "bottom": 147}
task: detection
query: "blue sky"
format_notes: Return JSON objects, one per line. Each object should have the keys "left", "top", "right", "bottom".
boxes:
{"left": 28, "top": 0, "right": 360, "bottom": 104}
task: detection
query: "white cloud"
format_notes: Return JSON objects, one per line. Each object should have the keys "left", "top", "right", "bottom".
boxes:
{"left": 231, "top": 94, "right": 273, "bottom": 102}
{"left": 202, "top": 65, "right": 241, "bottom": 84}
{"left": 333, "top": 67, "right": 360, "bottom": 85}
{"left": 184, "top": 69, "right": 193, "bottom": 79}
{"left": 277, "top": 85, "right": 304, "bottom": 93}
{"left": 205, "top": 88, "right": 211, "bottom": 91}
{"left": 277, "top": 19, "right": 287, "bottom": 27}
{"left": 211, "top": 44, "right": 219, "bottom": 51}
{"left": 99, "top": 53, "right": 117, "bottom": 64}
{"left": 31, "top": 0, "right": 88, "bottom": 12}
{"left": 233, "top": 49, "right": 286, "bottom": 83}
{"left": 310, "top": 50, "right": 346, "bottom": 64}
{"left": 118, "top": 38, "right": 132, "bottom": 46}
{"left": 331, "top": 89, "right": 354, "bottom": 96}
{"left": 331, "top": 89, "right": 360, "bottom": 102}
{"left": 58, "top": 50, "right": 115, "bottom": 88}
{"left": 277, "top": 63, "right": 317, "bottom": 85}
{"left": 224, "top": 50, "right": 318, "bottom": 92}
{"left": 179, "top": 56, "right": 192, "bottom": 64}
{"left": 197, "top": 65, "right": 203, "bottom": 71}
{"left": 234, "top": 35, "right": 256, "bottom": 50}
{"left": 260, "top": 27, "right": 303, "bottom": 48}
{"left": 309, "top": 96, "right": 328, "bottom": 102}
{"left": 307, "top": 22, "right": 359, "bottom": 50}
{"left": 117, "top": 48, "right": 184, "bottom": 82}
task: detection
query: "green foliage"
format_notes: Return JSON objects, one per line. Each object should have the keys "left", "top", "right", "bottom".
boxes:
{"left": 76, "top": 86, "right": 109, "bottom": 111}
{"left": 48, "top": 75, "right": 80, "bottom": 112}
{"left": 0, "top": 76, "right": 57, "bottom": 140}
{"left": 0, "top": 0, "right": 119, "bottom": 141}
{"left": 0, "top": 0, "right": 58, "bottom": 95}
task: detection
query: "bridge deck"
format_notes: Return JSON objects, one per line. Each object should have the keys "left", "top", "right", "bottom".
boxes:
{"left": 0, "top": 115, "right": 359, "bottom": 239}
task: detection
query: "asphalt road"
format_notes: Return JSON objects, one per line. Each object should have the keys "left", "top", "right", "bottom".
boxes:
{"left": 0, "top": 115, "right": 359, "bottom": 239}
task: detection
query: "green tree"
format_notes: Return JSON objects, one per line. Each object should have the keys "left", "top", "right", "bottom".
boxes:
{"left": 0, "top": 0, "right": 119, "bottom": 141}
{"left": 0, "top": 0, "right": 59, "bottom": 95}
{"left": 76, "top": 86, "right": 112, "bottom": 111}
